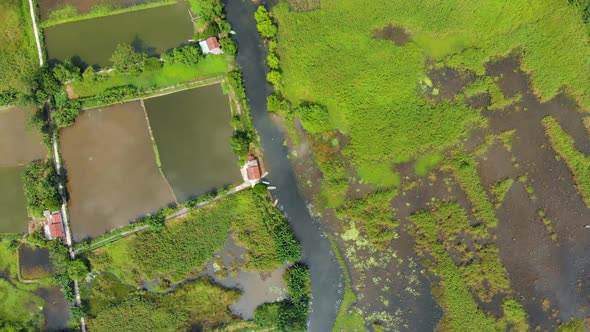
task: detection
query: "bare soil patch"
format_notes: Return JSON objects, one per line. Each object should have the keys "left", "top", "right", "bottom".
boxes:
{"left": 373, "top": 24, "right": 411, "bottom": 46}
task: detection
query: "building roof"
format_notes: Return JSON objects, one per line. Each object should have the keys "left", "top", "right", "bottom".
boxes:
{"left": 206, "top": 37, "right": 220, "bottom": 50}
{"left": 199, "top": 36, "right": 221, "bottom": 54}
{"left": 247, "top": 164, "right": 261, "bottom": 180}
{"left": 49, "top": 212, "right": 64, "bottom": 239}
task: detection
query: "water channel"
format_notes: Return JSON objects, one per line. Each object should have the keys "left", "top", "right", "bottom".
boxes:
{"left": 223, "top": 1, "right": 344, "bottom": 330}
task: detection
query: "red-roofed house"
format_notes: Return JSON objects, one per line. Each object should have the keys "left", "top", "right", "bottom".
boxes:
{"left": 199, "top": 36, "right": 223, "bottom": 55}
{"left": 43, "top": 210, "right": 65, "bottom": 240}
{"left": 246, "top": 156, "right": 262, "bottom": 181}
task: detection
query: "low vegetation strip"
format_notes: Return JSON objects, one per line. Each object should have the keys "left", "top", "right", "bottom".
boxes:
{"left": 443, "top": 152, "right": 498, "bottom": 227}
{"left": 542, "top": 116, "right": 590, "bottom": 207}
{"left": 40, "top": 0, "right": 177, "bottom": 27}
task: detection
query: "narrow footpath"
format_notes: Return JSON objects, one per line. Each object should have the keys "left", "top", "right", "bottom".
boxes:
{"left": 26, "top": 0, "right": 43, "bottom": 66}
{"left": 223, "top": 1, "right": 344, "bottom": 331}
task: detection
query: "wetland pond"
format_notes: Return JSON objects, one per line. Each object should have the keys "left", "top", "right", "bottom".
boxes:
{"left": 43, "top": 1, "right": 193, "bottom": 67}
{"left": 0, "top": 108, "right": 46, "bottom": 233}
{"left": 144, "top": 84, "right": 241, "bottom": 202}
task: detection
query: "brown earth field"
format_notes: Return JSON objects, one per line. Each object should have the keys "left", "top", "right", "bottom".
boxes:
{"left": 286, "top": 54, "right": 590, "bottom": 331}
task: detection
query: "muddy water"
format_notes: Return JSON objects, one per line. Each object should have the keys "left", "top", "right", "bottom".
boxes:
{"left": 61, "top": 101, "right": 175, "bottom": 240}
{"left": 43, "top": 2, "right": 193, "bottom": 68}
{"left": 39, "top": 0, "right": 161, "bottom": 21}
{"left": 35, "top": 286, "right": 71, "bottom": 331}
{"left": 224, "top": 1, "right": 344, "bottom": 331}
{"left": 205, "top": 237, "right": 288, "bottom": 319}
{"left": 479, "top": 56, "right": 590, "bottom": 329}
{"left": 144, "top": 85, "right": 241, "bottom": 202}
{"left": 19, "top": 246, "right": 54, "bottom": 279}
{"left": 0, "top": 166, "right": 28, "bottom": 233}
{"left": 0, "top": 108, "right": 46, "bottom": 166}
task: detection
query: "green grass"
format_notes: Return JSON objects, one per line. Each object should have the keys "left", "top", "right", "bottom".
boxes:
{"left": 0, "top": 0, "right": 38, "bottom": 98}
{"left": 41, "top": 0, "right": 177, "bottom": 27}
{"left": 414, "top": 152, "right": 444, "bottom": 176}
{"left": 71, "top": 57, "right": 229, "bottom": 98}
{"left": 542, "top": 116, "right": 590, "bottom": 208}
{"left": 87, "top": 273, "right": 241, "bottom": 332}
{"left": 273, "top": 0, "right": 590, "bottom": 188}
{"left": 88, "top": 190, "right": 298, "bottom": 287}
{"left": 330, "top": 238, "right": 368, "bottom": 332}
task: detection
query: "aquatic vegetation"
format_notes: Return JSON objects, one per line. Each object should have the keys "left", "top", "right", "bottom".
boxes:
{"left": 542, "top": 116, "right": 590, "bottom": 207}
{"left": 410, "top": 203, "right": 527, "bottom": 331}
{"left": 490, "top": 178, "right": 514, "bottom": 208}
{"left": 87, "top": 274, "right": 241, "bottom": 332}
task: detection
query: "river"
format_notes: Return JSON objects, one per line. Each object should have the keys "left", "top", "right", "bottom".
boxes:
{"left": 223, "top": 1, "right": 344, "bottom": 331}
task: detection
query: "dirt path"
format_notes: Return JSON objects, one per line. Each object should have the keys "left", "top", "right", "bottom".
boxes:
{"left": 27, "top": 0, "right": 43, "bottom": 66}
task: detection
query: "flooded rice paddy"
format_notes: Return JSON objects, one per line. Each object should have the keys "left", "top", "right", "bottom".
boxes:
{"left": 62, "top": 85, "right": 240, "bottom": 240}
{"left": 0, "top": 166, "right": 29, "bottom": 233}
{"left": 61, "top": 101, "right": 175, "bottom": 240}
{"left": 144, "top": 84, "right": 241, "bottom": 202}
{"left": 0, "top": 108, "right": 46, "bottom": 233}
{"left": 43, "top": 2, "right": 193, "bottom": 67}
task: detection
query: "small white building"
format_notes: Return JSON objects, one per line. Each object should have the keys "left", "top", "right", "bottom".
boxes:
{"left": 199, "top": 36, "right": 223, "bottom": 55}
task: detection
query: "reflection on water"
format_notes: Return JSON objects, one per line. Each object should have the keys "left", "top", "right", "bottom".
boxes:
{"left": 43, "top": 2, "right": 193, "bottom": 67}
{"left": 205, "top": 237, "right": 288, "bottom": 319}
{"left": 144, "top": 84, "right": 242, "bottom": 202}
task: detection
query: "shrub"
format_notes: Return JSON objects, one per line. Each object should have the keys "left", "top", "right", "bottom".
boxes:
{"left": 266, "top": 70, "right": 281, "bottom": 88}
{"left": 255, "top": 6, "right": 277, "bottom": 38}
{"left": 162, "top": 45, "right": 203, "bottom": 66}
{"left": 82, "top": 66, "right": 96, "bottom": 82}
{"left": 53, "top": 93, "right": 81, "bottom": 128}
{"left": 267, "top": 93, "right": 291, "bottom": 113}
{"left": 295, "top": 103, "right": 331, "bottom": 134}
{"left": 267, "top": 52, "right": 280, "bottom": 69}
{"left": 95, "top": 85, "right": 141, "bottom": 104}
{"left": 21, "top": 161, "right": 61, "bottom": 217}
{"left": 52, "top": 59, "right": 80, "bottom": 83}
{"left": 253, "top": 184, "right": 268, "bottom": 196}
{"left": 219, "top": 38, "right": 237, "bottom": 55}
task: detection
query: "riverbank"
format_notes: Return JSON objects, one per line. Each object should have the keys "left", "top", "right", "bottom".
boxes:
{"left": 223, "top": 1, "right": 344, "bottom": 331}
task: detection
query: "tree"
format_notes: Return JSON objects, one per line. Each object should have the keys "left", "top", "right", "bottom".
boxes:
{"left": 255, "top": 6, "right": 277, "bottom": 38}
{"left": 198, "top": 0, "right": 224, "bottom": 21}
{"left": 53, "top": 92, "right": 81, "bottom": 128}
{"left": 219, "top": 38, "right": 237, "bottom": 55}
{"left": 295, "top": 103, "right": 331, "bottom": 134}
{"left": 110, "top": 43, "right": 146, "bottom": 74}
{"left": 82, "top": 66, "right": 96, "bottom": 82}
{"left": 52, "top": 60, "right": 80, "bottom": 83}
{"left": 216, "top": 20, "right": 232, "bottom": 36}
{"left": 162, "top": 45, "right": 203, "bottom": 66}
